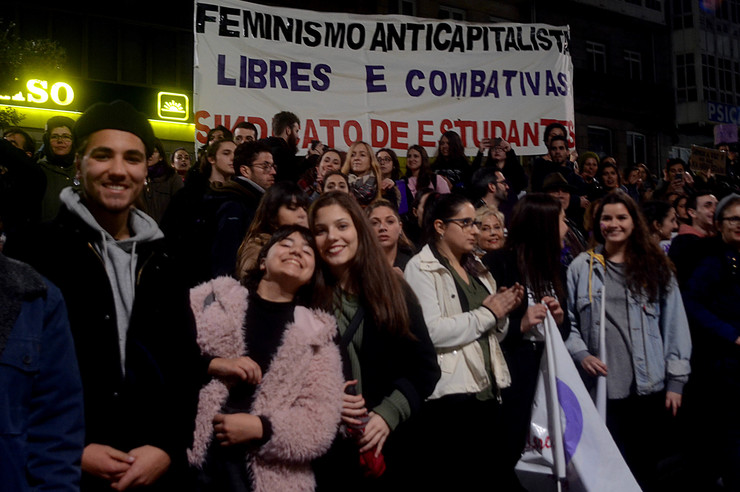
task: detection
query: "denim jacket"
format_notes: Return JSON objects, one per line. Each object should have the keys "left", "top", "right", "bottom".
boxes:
{"left": 565, "top": 247, "right": 692, "bottom": 395}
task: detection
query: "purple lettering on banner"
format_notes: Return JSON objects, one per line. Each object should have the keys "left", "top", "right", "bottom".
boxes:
{"left": 217, "top": 55, "right": 236, "bottom": 86}
{"left": 270, "top": 60, "right": 289, "bottom": 89}
{"left": 470, "top": 70, "right": 485, "bottom": 97}
{"left": 290, "top": 62, "right": 311, "bottom": 92}
{"left": 247, "top": 58, "right": 267, "bottom": 89}
{"left": 366, "top": 65, "right": 387, "bottom": 93}
{"left": 406, "top": 70, "right": 425, "bottom": 97}
{"left": 556, "top": 378, "right": 583, "bottom": 464}
{"left": 429, "top": 70, "right": 447, "bottom": 96}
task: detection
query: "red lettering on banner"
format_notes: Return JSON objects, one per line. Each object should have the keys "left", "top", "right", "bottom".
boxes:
{"left": 491, "top": 120, "right": 507, "bottom": 139}
{"left": 440, "top": 119, "right": 453, "bottom": 134}
{"left": 371, "top": 119, "right": 389, "bottom": 148}
{"left": 247, "top": 117, "right": 268, "bottom": 140}
{"left": 453, "top": 120, "right": 475, "bottom": 147}
{"left": 508, "top": 120, "right": 521, "bottom": 147}
{"left": 418, "top": 120, "right": 435, "bottom": 147}
{"left": 302, "top": 120, "right": 319, "bottom": 149}
{"left": 523, "top": 122, "right": 539, "bottom": 147}
{"left": 195, "top": 110, "right": 211, "bottom": 145}
{"left": 343, "top": 120, "right": 363, "bottom": 146}
{"left": 390, "top": 121, "right": 408, "bottom": 149}
{"left": 319, "top": 119, "right": 340, "bottom": 148}
{"left": 540, "top": 118, "right": 575, "bottom": 147}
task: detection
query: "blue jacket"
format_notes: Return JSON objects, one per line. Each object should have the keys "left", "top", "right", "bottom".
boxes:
{"left": 565, "top": 247, "right": 692, "bottom": 395}
{"left": 0, "top": 254, "right": 84, "bottom": 491}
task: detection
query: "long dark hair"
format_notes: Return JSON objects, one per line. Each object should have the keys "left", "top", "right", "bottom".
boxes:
{"left": 309, "top": 191, "right": 412, "bottom": 337}
{"left": 506, "top": 193, "right": 565, "bottom": 303}
{"left": 436, "top": 130, "right": 466, "bottom": 161}
{"left": 423, "top": 192, "right": 487, "bottom": 278}
{"left": 593, "top": 191, "right": 674, "bottom": 302}
{"left": 242, "top": 225, "right": 318, "bottom": 306}
{"left": 406, "top": 144, "right": 436, "bottom": 191}
{"left": 377, "top": 148, "right": 401, "bottom": 181}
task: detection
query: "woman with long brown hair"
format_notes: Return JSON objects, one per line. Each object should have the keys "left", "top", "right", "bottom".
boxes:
{"left": 566, "top": 190, "right": 691, "bottom": 490}
{"left": 309, "top": 191, "right": 439, "bottom": 490}
{"left": 482, "top": 193, "right": 570, "bottom": 490}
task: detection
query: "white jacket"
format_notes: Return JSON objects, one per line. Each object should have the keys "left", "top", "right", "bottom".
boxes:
{"left": 405, "top": 245, "right": 510, "bottom": 400}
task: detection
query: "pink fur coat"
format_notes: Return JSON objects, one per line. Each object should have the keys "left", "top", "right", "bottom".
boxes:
{"left": 187, "top": 276, "right": 344, "bottom": 492}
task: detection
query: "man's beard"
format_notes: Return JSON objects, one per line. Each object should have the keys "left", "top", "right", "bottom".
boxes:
{"left": 288, "top": 133, "right": 299, "bottom": 154}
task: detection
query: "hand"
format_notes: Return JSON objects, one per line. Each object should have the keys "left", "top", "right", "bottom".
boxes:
{"left": 683, "top": 172, "right": 694, "bottom": 186}
{"left": 208, "top": 356, "right": 262, "bottom": 384}
{"left": 213, "top": 413, "right": 264, "bottom": 446}
{"left": 520, "top": 304, "right": 548, "bottom": 334}
{"left": 665, "top": 391, "right": 682, "bottom": 417}
{"left": 483, "top": 283, "right": 524, "bottom": 319}
{"left": 111, "top": 445, "right": 170, "bottom": 490}
{"left": 381, "top": 178, "right": 396, "bottom": 191}
{"left": 581, "top": 355, "right": 608, "bottom": 377}
{"left": 358, "top": 412, "right": 390, "bottom": 457}
{"left": 341, "top": 380, "right": 368, "bottom": 427}
{"left": 542, "top": 296, "right": 564, "bottom": 325}
{"left": 500, "top": 139, "right": 511, "bottom": 152}
{"left": 479, "top": 138, "right": 492, "bottom": 152}
{"left": 580, "top": 196, "right": 590, "bottom": 209}
{"left": 81, "top": 443, "right": 134, "bottom": 483}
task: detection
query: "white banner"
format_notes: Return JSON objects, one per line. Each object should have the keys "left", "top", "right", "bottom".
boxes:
{"left": 194, "top": 1, "right": 574, "bottom": 155}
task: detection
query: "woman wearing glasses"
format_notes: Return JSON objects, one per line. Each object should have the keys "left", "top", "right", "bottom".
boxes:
{"left": 682, "top": 193, "right": 740, "bottom": 490}
{"left": 472, "top": 137, "right": 527, "bottom": 196}
{"left": 404, "top": 192, "right": 524, "bottom": 488}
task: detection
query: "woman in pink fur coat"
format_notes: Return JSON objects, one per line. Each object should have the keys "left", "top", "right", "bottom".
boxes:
{"left": 188, "top": 225, "right": 344, "bottom": 492}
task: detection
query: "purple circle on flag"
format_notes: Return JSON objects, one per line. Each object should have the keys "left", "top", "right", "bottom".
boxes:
{"left": 556, "top": 378, "right": 583, "bottom": 463}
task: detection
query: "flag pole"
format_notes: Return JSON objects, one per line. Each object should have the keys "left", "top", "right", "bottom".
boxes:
{"left": 595, "top": 285, "right": 607, "bottom": 420}
{"left": 544, "top": 310, "right": 566, "bottom": 482}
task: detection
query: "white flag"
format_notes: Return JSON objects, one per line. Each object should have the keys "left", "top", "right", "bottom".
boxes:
{"left": 516, "top": 311, "right": 641, "bottom": 492}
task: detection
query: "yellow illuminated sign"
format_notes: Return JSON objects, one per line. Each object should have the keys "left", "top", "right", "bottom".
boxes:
{"left": 0, "top": 79, "right": 75, "bottom": 106}
{"left": 158, "top": 92, "right": 189, "bottom": 121}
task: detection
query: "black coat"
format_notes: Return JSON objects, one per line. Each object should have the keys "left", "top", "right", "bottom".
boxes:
{"left": 16, "top": 207, "right": 203, "bottom": 490}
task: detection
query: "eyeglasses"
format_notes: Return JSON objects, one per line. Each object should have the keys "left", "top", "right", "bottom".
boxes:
{"left": 252, "top": 162, "right": 276, "bottom": 172}
{"left": 377, "top": 157, "right": 393, "bottom": 162}
{"left": 50, "top": 134, "right": 72, "bottom": 142}
{"left": 721, "top": 216, "right": 740, "bottom": 226}
{"left": 443, "top": 218, "right": 481, "bottom": 230}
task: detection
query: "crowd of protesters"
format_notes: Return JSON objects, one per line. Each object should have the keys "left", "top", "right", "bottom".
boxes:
{"left": 1, "top": 103, "right": 740, "bottom": 492}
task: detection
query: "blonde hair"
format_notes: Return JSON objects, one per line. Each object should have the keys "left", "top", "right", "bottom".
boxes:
{"left": 475, "top": 204, "right": 505, "bottom": 229}
{"left": 341, "top": 141, "right": 383, "bottom": 202}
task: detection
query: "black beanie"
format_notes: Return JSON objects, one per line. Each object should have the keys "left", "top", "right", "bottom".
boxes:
{"left": 45, "top": 115, "right": 76, "bottom": 134}
{"left": 73, "top": 100, "right": 155, "bottom": 155}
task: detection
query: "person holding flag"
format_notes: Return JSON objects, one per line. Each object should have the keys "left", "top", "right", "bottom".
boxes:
{"left": 565, "top": 191, "right": 692, "bottom": 491}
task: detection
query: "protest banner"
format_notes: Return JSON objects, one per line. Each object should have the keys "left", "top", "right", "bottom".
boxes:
{"left": 689, "top": 144, "right": 726, "bottom": 176}
{"left": 194, "top": 1, "right": 574, "bottom": 155}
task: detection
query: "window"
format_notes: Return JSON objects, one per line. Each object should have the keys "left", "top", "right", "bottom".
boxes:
{"left": 390, "top": 0, "right": 416, "bottom": 16}
{"left": 624, "top": 50, "right": 643, "bottom": 81}
{"left": 672, "top": 0, "right": 694, "bottom": 29}
{"left": 718, "top": 57, "right": 735, "bottom": 104}
{"left": 439, "top": 5, "right": 466, "bottom": 21}
{"left": 586, "top": 41, "right": 607, "bottom": 74}
{"left": 703, "top": 54, "right": 718, "bottom": 102}
{"left": 627, "top": 132, "right": 647, "bottom": 166}
{"left": 645, "top": 0, "right": 662, "bottom": 10}
{"left": 587, "top": 126, "right": 613, "bottom": 157}
{"left": 676, "top": 53, "right": 698, "bottom": 103}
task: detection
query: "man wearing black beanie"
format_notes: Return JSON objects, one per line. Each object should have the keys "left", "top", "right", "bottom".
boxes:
{"left": 12, "top": 100, "right": 202, "bottom": 491}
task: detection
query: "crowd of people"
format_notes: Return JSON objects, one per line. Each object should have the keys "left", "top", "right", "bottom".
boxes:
{"left": 1, "top": 102, "right": 740, "bottom": 492}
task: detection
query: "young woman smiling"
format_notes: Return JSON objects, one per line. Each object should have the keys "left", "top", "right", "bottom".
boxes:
{"left": 403, "top": 145, "right": 450, "bottom": 199}
{"left": 340, "top": 141, "right": 383, "bottom": 207}
{"left": 189, "top": 225, "right": 344, "bottom": 492}
{"left": 309, "top": 191, "right": 439, "bottom": 489}
{"left": 403, "top": 193, "right": 524, "bottom": 488}
{"left": 565, "top": 191, "right": 691, "bottom": 490}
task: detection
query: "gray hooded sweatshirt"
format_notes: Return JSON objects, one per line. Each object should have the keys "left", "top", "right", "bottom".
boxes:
{"left": 60, "top": 187, "right": 164, "bottom": 373}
